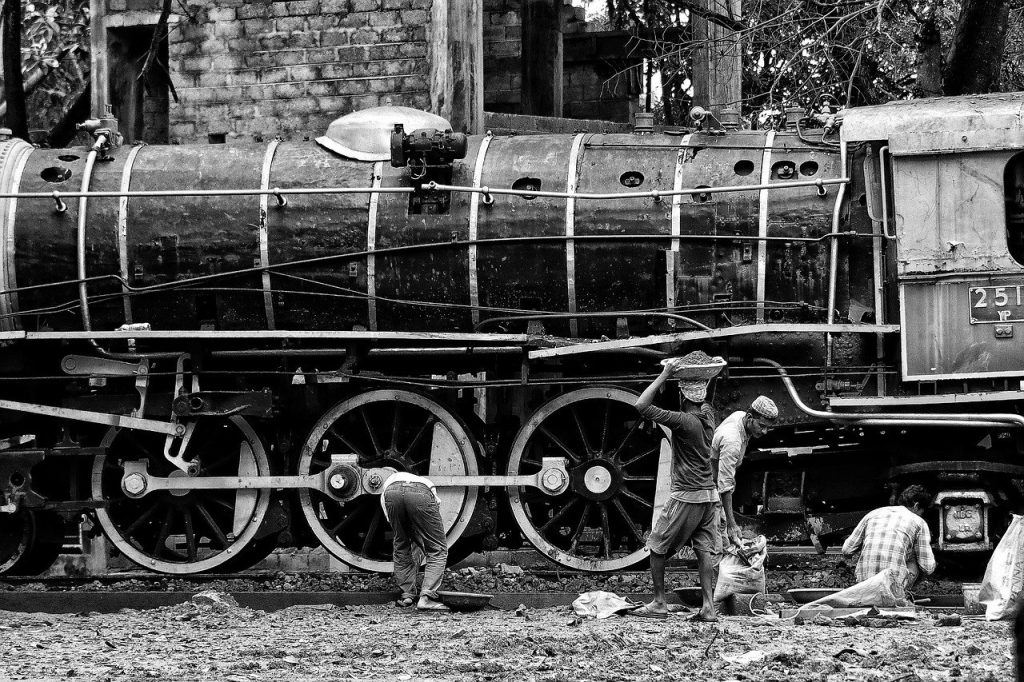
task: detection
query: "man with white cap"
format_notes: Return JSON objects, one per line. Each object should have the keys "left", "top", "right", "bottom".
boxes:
{"left": 712, "top": 396, "right": 778, "bottom": 550}
{"left": 632, "top": 350, "right": 726, "bottom": 621}
{"left": 378, "top": 468, "right": 450, "bottom": 611}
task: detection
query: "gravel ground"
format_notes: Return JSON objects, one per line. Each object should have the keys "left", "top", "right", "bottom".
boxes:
{"left": 0, "top": 591, "right": 1012, "bottom": 682}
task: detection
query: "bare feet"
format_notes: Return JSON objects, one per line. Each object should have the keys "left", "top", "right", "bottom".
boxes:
{"left": 643, "top": 599, "right": 668, "bottom": 615}
{"left": 631, "top": 604, "right": 668, "bottom": 620}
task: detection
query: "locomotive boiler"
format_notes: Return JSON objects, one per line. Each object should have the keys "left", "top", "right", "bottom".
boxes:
{"left": 1, "top": 93, "right": 1023, "bottom": 576}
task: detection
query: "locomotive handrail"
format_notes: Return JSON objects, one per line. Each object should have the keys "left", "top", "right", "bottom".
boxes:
{"left": 424, "top": 177, "right": 849, "bottom": 201}
{"left": 473, "top": 311, "right": 712, "bottom": 332}
{"left": 0, "top": 186, "right": 415, "bottom": 200}
{"left": 825, "top": 140, "right": 849, "bottom": 328}
{"left": 526, "top": 323, "right": 902, "bottom": 359}
{"left": 754, "top": 357, "right": 1024, "bottom": 429}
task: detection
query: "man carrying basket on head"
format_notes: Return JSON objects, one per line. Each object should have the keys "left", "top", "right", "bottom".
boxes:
{"left": 632, "top": 350, "right": 726, "bottom": 622}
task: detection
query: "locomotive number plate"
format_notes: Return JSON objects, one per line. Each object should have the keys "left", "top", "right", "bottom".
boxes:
{"left": 969, "top": 284, "right": 1024, "bottom": 323}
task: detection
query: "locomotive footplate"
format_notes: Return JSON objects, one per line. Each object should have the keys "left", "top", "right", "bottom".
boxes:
{"left": 119, "top": 456, "right": 569, "bottom": 500}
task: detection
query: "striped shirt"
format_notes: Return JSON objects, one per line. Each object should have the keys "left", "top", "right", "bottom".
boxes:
{"left": 842, "top": 506, "right": 936, "bottom": 582}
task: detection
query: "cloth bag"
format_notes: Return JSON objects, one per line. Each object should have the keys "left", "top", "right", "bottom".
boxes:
{"left": 979, "top": 514, "right": 1024, "bottom": 621}
{"left": 714, "top": 535, "right": 768, "bottom": 606}
{"left": 571, "top": 591, "right": 641, "bottom": 619}
{"left": 802, "top": 567, "right": 910, "bottom": 609}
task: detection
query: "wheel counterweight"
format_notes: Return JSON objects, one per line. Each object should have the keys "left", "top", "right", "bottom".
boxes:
{"left": 298, "top": 389, "right": 479, "bottom": 572}
{"left": 506, "top": 387, "right": 669, "bottom": 571}
{"left": 91, "top": 416, "right": 272, "bottom": 574}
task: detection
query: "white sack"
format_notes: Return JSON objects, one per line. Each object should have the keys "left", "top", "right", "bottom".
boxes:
{"left": 979, "top": 514, "right": 1024, "bottom": 621}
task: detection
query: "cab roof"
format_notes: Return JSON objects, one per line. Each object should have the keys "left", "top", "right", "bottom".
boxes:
{"left": 840, "top": 92, "right": 1024, "bottom": 154}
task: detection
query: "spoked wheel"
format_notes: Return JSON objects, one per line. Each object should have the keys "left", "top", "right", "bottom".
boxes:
{"left": 298, "top": 389, "right": 479, "bottom": 572}
{"left": 506, "top": 387, "right": 671, "bottom": 571}
{"left": 92, "top": 416, "right": 272, "bottom": 574}
{"left": 0, "top": 509, "right": 64, "bottom": 576}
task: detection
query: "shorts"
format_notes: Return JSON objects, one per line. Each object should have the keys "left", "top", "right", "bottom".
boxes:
{"left": 646, "top": 496, "right": 722, "bottom": 558}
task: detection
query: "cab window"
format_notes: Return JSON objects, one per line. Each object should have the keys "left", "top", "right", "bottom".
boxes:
{"left": 1005, "top": 152, "right": 1024, "bottom": 263}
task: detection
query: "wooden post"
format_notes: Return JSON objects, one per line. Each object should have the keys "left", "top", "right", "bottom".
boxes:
{"left": 429, "top": 0, "right": 483, "bottom": 134}
{"left": 89, "top": 0, "right": 109, "bottom": 117}
{"left": 691, "top": 0, "right": 741, "bottom": 120}
{"left": 521, "top": 0, "right": 563, "bottom": 117}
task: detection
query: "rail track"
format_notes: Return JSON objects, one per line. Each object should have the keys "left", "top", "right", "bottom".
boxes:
{"left": 0, "top": 558, "right": 971, "bottom": 615}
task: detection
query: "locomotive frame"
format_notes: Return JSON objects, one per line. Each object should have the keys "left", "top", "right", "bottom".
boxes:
{"left": 1, "top": 94, "right": 1023, "bottom": 576}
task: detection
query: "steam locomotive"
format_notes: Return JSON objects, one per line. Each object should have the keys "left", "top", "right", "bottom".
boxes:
{"left": 1, "top": 92, "right": 1022, "bottom": 576}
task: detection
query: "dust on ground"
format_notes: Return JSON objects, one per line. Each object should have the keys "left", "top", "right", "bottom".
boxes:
{"left": 0, "top": 592, "right": 1011, "bottom": 681}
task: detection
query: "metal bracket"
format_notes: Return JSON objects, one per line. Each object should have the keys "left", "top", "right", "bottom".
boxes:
{"left": 0, "top": 450, "right": 46, "bottom": 511}
{"left": 62, "top": 354, "right": 151, "bottom": 417}
{"left": 62, "top": 354, "right": 147, "bottom": 378}
{"left": 934, "top": 490, "right": 993, "bottom": 552}
{"left": 171, "top": 390, "right": 274, "bottom": 418}
{"left": 162, "top": 421, "right": 198, "bottom": 475}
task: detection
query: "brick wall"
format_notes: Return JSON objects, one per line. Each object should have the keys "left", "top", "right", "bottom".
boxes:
{"left": 105, "top": 0, "right": 633, "bottom": 143}
{"left": 107, "top": 0, "right": 431, "bottom": 143}
{"left": 563, "top": 51, "right": 639, "bottom": 122}
{"left": 482, "top": 0, "right": 522, "bottom": 113}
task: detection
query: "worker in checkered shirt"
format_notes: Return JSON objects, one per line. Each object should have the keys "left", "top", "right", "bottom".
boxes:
{"left": 841, "top": 485, "right": 936, "bottom": 589}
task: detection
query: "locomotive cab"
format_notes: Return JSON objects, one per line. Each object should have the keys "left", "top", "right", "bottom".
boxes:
{"left": 841, "top": 94, "right": 1024, "bottom": 552}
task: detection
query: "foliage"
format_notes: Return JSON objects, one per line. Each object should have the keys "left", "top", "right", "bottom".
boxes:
{"left": 606, "top": 0, "right": 1016, "bottom": 120}
{"left": 19, "top": 0, "right": 88, "bottom": 74}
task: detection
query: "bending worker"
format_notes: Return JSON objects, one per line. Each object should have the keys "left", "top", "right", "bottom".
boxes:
{"left": 379, "top": 468, "right": 450, "bottom": 611}
{"left": 712, "top": 396, "right": 778, "bottom": 549}
{"left": 632, "top": 351, "right": 724, "bottom": 621}
{"left": 841, "top": 484, "right": 936, "bottom": 589}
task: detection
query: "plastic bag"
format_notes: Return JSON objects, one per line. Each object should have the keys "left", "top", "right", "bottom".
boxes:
{"left": 714, "top": 535, "right": 768, "bottom": 605}
{"left": 571, "top": 591, "right": 641, "bottom": 619}
{"left": 979, "top": 514, "right": 1024, "bottom": 621}
{"left": 803, "top": 567, "right": 910, "bottom": 609}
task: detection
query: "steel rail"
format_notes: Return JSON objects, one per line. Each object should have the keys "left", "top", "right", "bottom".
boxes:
{"left": 426, "top": 176, "right": 848, "bottom": 201}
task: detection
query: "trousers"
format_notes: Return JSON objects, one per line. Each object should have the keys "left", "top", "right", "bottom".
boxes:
{"left": 383, "top": 481, "right": 448, "bottom": 600}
